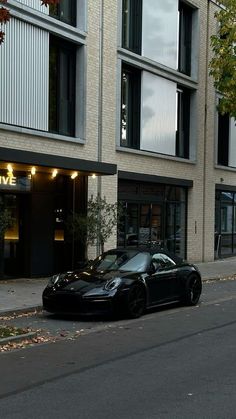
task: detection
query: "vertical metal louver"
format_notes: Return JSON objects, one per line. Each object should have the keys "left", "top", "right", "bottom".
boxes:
{"left": 16, "top": 0, "right": 48, "bottom": 14}
{"left": 0, "top": 18, "right": 49, "bottom": 131}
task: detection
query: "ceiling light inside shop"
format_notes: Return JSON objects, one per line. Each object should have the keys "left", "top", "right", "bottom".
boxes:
{"left": 52, "top": 169, "right": 58, "bottom": 178}
{"left": 31, "top": 167, "right": 36, "bottom": 175}
{"left": 92, "top": 174, "right": 96, "bottom": 179}
{"left": 71, "top": 172, "right": 78, "bottom": 179}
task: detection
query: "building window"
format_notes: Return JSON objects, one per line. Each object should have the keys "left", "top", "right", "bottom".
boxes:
{"left": 49, "top": 36, "right": 76, "bottom": 137}
{"left": 121, "top": 69, "right": 191, "bottom": 158}
{"left": 49, "top": 0, "right": 77, "bottom": 26}
{"left": 118, "top": 181, "right": 187, "bottom": 258}
{"left": 121, "top": 65, "right": 141, "bottom": 149}
{"left": 122, "top": 0, "right": 142, "bottom": 54}
{"left": 217, "top": 106, "right": 236, "bottom": 168}
{"left": 215, "top": 190, "right": 236, "bottom": 257}
{"left": 178, "top": 1, "right": 193, "bottom": 76}
{"left": 176, "top": 86, "right": 190, "bottom": 158}
{"left": 218, "top": 112, "right": 229, "bottom": 166}
{"left": 122, "top": 0, "right": 194, "bottom": 74}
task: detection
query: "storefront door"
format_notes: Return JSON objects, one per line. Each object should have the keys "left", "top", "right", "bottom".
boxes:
{"left": 1, "top": 193, "right": 30, "bottom": 277}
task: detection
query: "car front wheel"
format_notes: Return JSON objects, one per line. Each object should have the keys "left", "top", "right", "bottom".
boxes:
{"left": 126, "top": 284, "right": 146, "bottom": 319}
{"left": 183, "top": 274, "right": 202, "bottom": 306}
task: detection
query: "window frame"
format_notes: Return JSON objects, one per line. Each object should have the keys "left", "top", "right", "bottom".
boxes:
{"left": 122, "top": 0, "right": 142, "bottom": 54}
{"left": 121, "top": 64, "right": 141, "bottom": 149}
{"left": 178, "top": 0, "right": 193, "bottom": 76}
{"left": 49, "top": 0, "right": 77, "bottom": 27}
{"left": 176, "top": 86, "right": 191, "bottom": 159}
{"left": 49, "top": 35, "right": 76, "bottom": 137}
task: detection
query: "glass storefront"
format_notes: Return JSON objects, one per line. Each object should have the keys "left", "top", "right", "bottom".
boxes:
{"left": 215, "top": 190, "right": 236, "bottom": 257}
{"left": 118, "top": 180, "right": 187, "bottom": 258}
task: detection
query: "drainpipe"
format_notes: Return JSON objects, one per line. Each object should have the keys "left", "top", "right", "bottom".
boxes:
{"left": 202, "top": 0, "right": 210, "bottom": 261}
{"left": 96, "top": 0, "right": 104, "bottom": 254}
{"left": 97, "top": 0, "right": 104, "bottom": 181}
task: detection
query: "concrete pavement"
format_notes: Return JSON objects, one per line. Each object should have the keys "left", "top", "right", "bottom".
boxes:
{"left": 1, "top": 257, "right": 236, "bottom": 316}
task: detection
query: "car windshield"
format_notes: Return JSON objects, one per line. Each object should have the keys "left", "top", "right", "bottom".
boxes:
{"left": 91, "top": 251, "right": 151, "bottom": 273}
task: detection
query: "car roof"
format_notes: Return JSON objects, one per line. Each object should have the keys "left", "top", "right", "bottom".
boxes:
{"left": 108, "top": 246, "right": 183, "bottom": 265}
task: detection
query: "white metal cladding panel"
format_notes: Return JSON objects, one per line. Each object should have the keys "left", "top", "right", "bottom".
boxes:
{"left": 15, "top": 0, "right": 48, "bottom": 14}
{"left": 0, "top": 18, "right": 49, "bottom": 131}
{"left": 140, "top": 72, "right": 177, "bottom": 156}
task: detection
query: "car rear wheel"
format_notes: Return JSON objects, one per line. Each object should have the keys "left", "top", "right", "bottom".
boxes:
{"left": 183, "top": 274, "right": 202, "bottom": 306}
{"left": 126, "top": 284, "right": 146, "bottom": 318}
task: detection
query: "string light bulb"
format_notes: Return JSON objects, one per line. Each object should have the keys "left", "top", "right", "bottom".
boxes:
{"left": 52, "top": 169, "right": 58, "bottom": 178}
{"left": 7, "top": 164, "right": 13, "bottom": 177}
{"left": 71, "top": 172, "right": 78, "bottom": 180}
{"left": 31, "top": 167, "right": 36, "bottom": 175}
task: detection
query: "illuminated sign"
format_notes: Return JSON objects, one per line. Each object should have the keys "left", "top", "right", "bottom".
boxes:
{"left": 0, "top": 174, "right": 31, "bottom": 191}
{"left": 0, "top": 176, "right": 17, "bottom": 186}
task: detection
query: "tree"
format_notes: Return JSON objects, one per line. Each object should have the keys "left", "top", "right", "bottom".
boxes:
{"left": 209, "top": 0, "right": 236, "bottom": 118}
{"left": 0, "top": 0, "right": 59, "bottom": 45}
{"left": 0, "top": 199, "right": 13, "bottom": 278}
{"left": 67, "top": 195, "right": 123, "bottom": 258}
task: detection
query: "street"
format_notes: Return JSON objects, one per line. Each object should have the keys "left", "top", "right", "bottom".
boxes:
{"left": 0, "top": 279, "right": 236, "bottom": 418}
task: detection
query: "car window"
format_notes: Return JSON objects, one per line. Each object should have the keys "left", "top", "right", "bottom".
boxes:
{"left": 152, "top": 253, "right": 176, "bottom": 268}
{"left": 93, "top": 252, "right": 130, "bottom": 271}
{"left": 119, "top": 252, "right": 151, "bottom": 272}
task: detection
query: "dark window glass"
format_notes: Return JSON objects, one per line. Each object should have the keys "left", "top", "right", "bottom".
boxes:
{"left": 49, "top": 36, "right": 76, "bottom": 137}
{"left": 118, "top": 185, "right": 187, "bottom": 258}
{"left": 218, "top": 112, "right": 229, "bottom": 166}
{"left": 122, "top": 0, "right": 142, "bottom": 54}
{"left": 151, "top": 204, "right": 162, "bottom": 242}
{"left": 166, "top": 202, "right": 186, "bottom": 256}
{"left": 50, "top": 0, "right": 76, "bottom": 26}
{"left": 176, "top": 87, "right": 190, "bottom": 158}
{"left": 215, "top": 190, "right": 236, "bottom": 257}
{"left": 178, "top": 1, "right": 192, "bottom": 76}
{"left": 121, "top": 65, "right": 141, "bottom": 149}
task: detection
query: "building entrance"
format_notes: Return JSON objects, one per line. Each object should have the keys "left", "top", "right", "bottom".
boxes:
{"left": 1, "top": 193, "right": 30, "bottom": 277}
{"left": 0, "top": 171, "right": 87, "bottom": 278}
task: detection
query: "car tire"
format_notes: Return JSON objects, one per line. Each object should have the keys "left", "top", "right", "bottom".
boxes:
{"left": 126, "top": 284, "right": 146, "bottom": 319}
{"left": 183, "top": 274, "right": 202, "bottom": 306}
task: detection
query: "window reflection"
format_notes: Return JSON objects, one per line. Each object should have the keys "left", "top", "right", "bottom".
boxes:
{"left": 118, "top": 182, "right": 187, "bottom": 257}
{"left": 50, "top": 0, "right": 76, "bottom": 26}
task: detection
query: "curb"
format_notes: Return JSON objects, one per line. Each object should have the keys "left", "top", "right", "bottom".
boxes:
{"left": 0, "top": 331, "right": 37, "bottom": 346}
{"left": 0, "top": 305, "right": 42, "bottom": 318}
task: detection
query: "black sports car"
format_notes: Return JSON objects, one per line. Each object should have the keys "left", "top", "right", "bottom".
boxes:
{"left": 42, "top": 247, "right": 202, "bottom": 318}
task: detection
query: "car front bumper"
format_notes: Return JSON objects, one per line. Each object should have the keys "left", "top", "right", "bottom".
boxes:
{"left": 43, "top": 291, "right": 115, "bottom": 315}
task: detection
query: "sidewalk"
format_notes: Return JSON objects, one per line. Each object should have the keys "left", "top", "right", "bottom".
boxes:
{"left": 1, "top": 257, "right": 236, "bottom": 316}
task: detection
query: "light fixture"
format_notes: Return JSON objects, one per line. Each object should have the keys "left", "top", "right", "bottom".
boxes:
{"left": 92, "top": 174, "right": 96, "bottom": 179}
{"left": 52, "top": 169, "right": 58, "bottom": 178}
{"left": 71, "top": 172, "right": 78, "bottom": 180}
{"left": 31, "top": 167, "right": 36, "bottom": 175}
{"left": 7, "top": 164, "right": 13, "bottom": 177}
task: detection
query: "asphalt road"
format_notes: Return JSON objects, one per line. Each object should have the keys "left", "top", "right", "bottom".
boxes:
{"left": 0, "top": 279, "right": 236, "bottom": 418}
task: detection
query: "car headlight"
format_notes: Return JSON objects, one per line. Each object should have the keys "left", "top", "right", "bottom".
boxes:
{"left": 104, "top": 277, "right": 122, "bottom": 291}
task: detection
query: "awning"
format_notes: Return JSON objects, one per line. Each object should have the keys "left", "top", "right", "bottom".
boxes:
{"left": 0, "top": 147, "right": 117, "bottom": 176}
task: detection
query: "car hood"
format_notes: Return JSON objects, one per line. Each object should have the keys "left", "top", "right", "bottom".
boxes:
{"left": 52, "top": 269, "right": 136, "bottom": 293}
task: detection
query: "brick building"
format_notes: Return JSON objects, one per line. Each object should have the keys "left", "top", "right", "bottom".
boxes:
{"left": 0, "top": 0, "right": 235, "bottom": 278}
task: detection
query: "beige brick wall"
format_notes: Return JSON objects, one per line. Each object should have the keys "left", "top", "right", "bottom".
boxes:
{"left": 1, "top": 0, "right": 233, "bottom": 263}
